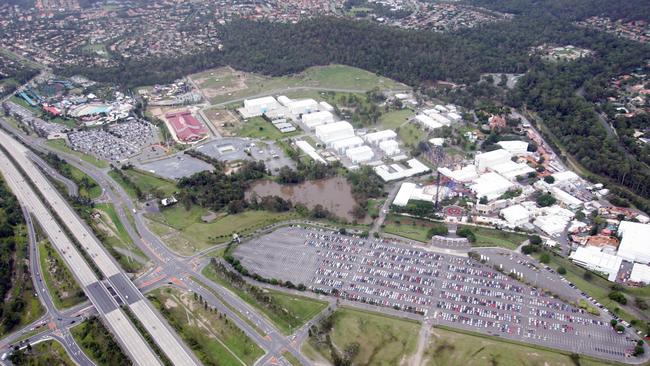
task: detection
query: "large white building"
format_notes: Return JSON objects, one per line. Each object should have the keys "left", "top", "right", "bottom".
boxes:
{"left": 331, "top": 136, "right": 365, "bottom": 154}
{"left": 302, "top": 111, "right": 335, "bottom": 129}
{"left": 414, "top": 114, "right": 443, "bottom": 130}
{"left": 474, "top": 149, "right": 513, "bottom": 172}
{"left": 500, "top": 204, "right": 531, "bottom": 227}
{"left": 295, "top": 140, "right": 326, "bottom": 164}
{"left": 491, "top": 160, "right": 535, "bottom": 180}
{"left": 242, "top": 96, "right": 280, "bottom": 117}
{"left": 288, "top": 99, "right": 319, "bottom": 116}
{"left": 570, "top": 246, "right": 622, "bottom": 281}
{"left": 379, "top": 139, "right": 400, "bottom": 156}
{"left": 364, "top": 130, "right": 397, "bottom": 145}
{"left": 533, "top": 205, "right": 574, "bottom": 235}
{"left": 393, "top": 182, "right": 417, "bottom": 206}
{"left": 497, "top": 141, "right": 529, "bottom": 155}
{"left": 315, "top": 121, "right": 355, "bottom": 145}
{"left": 630, "top": 263, "right": 650, "bottom": 284}
{"left": 374, "top": 159, "right": 430, "bottom": 181}
{"left": 617, "top": 221, "right": 650, "bottom": 264}
{"left": 346, "top": 145, "right": 374, "bottom": 164}
{"left": 470, "top": 172, "right": 515, "bottom": 201}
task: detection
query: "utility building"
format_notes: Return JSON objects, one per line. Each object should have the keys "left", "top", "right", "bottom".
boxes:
{"left": 315, "top": 121, "right": 355, "bottom": 145}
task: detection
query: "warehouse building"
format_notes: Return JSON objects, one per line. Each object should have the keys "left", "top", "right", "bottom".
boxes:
{"left": 346, "top": 145, "right": 374, "bottom": 164}
{"left": 474, "top": 149, "right": 513, "bottom": 172}
{"left": 617, "top": 221, "right": 650, "bottom": 264}
{"left": 490, "top": 160, "right": 535, "bottom": 180}
{"left": 379, "top": 139, "right": 400, "bottom": 156}
{"left": 500, "top": 204, "right": 531, "bottom": 228}
{"left": 570, "top": 246, "right": 622, "bottom": 281}
{"left": 630, "top": 263, "right": 650, "bottom": 284}
{"left": 331, "top": 136, "right": 365, "bottom": 154}
{"left": 242, "top": 96, "right": 280, "bottom": 117}
{"left": 393, "top": 182, "right": 417, "bottom": 206}
{"left": 288, "top": 99, "right": 319, "bottom": 116}
{"left": 374, "top": 159, "right": 430, "bottom": 181}
{"left": 534, "top": 205, "right": 574, "bottom": 235}
{"left": 414, "top": 114, "right": 443, "bottom": 131}
{"left": 296, "top": 140, "right": 327, "bottom": 164}
{"left": 364, "top": 130, "right": 397, "bottom": 145}
{"left": 497, "top": 140, "right": 529, "bottom": 155}
{"left": 470, "top": 172, "right": 515, "bottom": 201}
{"left": 302, "top": 111, "right": 335, "bottom": 129}
{"left": 438, "top": 165, "right": 479, "bottom": 183}
{"left": 315, "top": 121, "right": 355, "bottom": 145}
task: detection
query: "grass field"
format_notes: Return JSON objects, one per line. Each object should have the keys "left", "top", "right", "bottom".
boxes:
{"left": 397, "top": 122, "right": 427, "bottom": 148}
{"left": 45, "top": 139, "right": 108, "bottom": 169}
{"left": 149, "top": 286, "right": 264, "bottom": 366}
{"left": 384, "top": 221, "right": 430, "bottom": 242}
{"left": 93, "top": 203, "right": 146, "bottom": 273}
{"left": 109, "top": 168, "right": 177, "bottom": 199}
{"left": 145, "top": 206, "right": 298, "bottom": 255}
{"left": 202, "top": 264, "right": 328, "bottom": 334}
{"left": 426, "top": 326, "right": 618, "bottom": 366}
{"left": 282, "top": 351, "right": 302, "bottom": 366}
{"left": 7, "top": 340, "right": 75, "bottom": 366}
{"left": 238, "top": 116, "right": 299, "bottom": 140}
{"left": 192, "top": 64, "right": 408, "bottom": 105}
{"left": 458, "top": 225, "right": 528, "bottom": 250}
{"left": 305, "top": 307, "right": 420, "bottom": 365}
{"left": 378, "top": 109, "right": 414, "bottom": 130}
{"left": 38, "top": 240, "right": 86, "bottom": 310}
{"left": 65, "top": 164, "right": 102, "bottom": 199}
{"left": 71, "top": 317, "right": 131, "bottom": 366}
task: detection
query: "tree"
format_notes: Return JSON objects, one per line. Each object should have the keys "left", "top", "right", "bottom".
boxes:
{"left": 479, "top": 196, "right": 488, "bottom": 204}
{"left": 529, "top": 235, "right": 542, "bottom": 245}
{"left": 456, "top": 227, "right": 476, "bottom": 242}
{"left": 543, "top": 175, "right": 555, "bottom": 184}
{"left": 536, "top": 193, "right": 556, "bottom": 207}
{"left": 539, "top": 252, "right": 550, "bottom": 264}
{"left": 557, "top": 266, "right": 567, "bottom": 275}
{"left": 427, "top": 224, "right": 448, "bottom": 238}
{"left": 609, "top": 291, "right": 627, "bottom": 305}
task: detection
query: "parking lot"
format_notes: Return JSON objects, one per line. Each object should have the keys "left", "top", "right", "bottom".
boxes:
{"left": 195, "top": 137, "right": 295, "bottom": 175}
{"left": 68, "top": 120, "right": 158, "bottom": 162}
{"left": 136, "top": 152, "right": 214, "bottom": 179}
{"left": 236, "top": 227, "right": 642, "bottom": 363}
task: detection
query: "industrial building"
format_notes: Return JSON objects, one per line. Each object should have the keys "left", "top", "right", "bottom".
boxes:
{"left": 500, "top": 204, "right": 531, "bottom": 227}
{"left": 470, "top": 172, "right": 515, "bottom": 201}
{"left": 165, "top": 111, "right": 208, "bottom": 143}
{"left": 374, "top": 159, "right": 430, "bottom": 181}
{"left": 490, "top": 160, "right": 535, "bottom": 180}
{"left": 331, "top": 136, "right": 365, "bottom": 154}
{"left": 414, "top": 114, "right": 443, "bottom": 131}
{"left": 242, "top": 96, "right": 280, "bottom": 117}
{"left": 617, "top": 221, "right": 650, "bottom": 264}
{"left": 363, "top": 130, "right": 397, "bottom": 145}
{"left": 315, "top": 121, "right": 355, "bottom": 145}
{"left": 630, "top": 263, "right": 650, "bottom": 284}
{"left": 570, "top": 246, "right": 622, "bottom": 281}
{"left": 288, "top": 99, "right": 319, "bottom": 116}
{"left": 346, "top": 145, "right": 374, "bottom": 164}
{"left": 438, "top": 165, "right": 479, "bottom": 183}
{"left": 379, "top": 139, "right": 400, "bottom": 155}
{"left": 302, "top": 111, "right": 335, "bottom": 129}
{"left": 533, "top": 205, "right": 574, "bottom": 235}
{"left": 474, "top": 149, "right": 513, "bottom": 172}
{"left": 295, "top": 140, "right": 326, "bottom": 164}
{"left": 497, "top": 140, "right": 529, "bottom": 155}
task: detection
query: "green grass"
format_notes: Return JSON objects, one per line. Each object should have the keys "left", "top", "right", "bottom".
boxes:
{"left": 202, "top": 264, "right": 328, "bottom": 334}
{"left": 367, "top": 198, "right": 384, "bottom": 218}
{"left": 397, "top": 122, "right": 427, "bottom": 148}
{"left": 67, "top": 164, "right": 102, "bottom": 199}
{"left": 145, "top": 206, "right": 298, "bottom": 255}
{"left": 384, "top": 221, "right": 431, "bottom": 242}
{"left": 7, "top": 340, "right": 75, "bottom": 366}
{"left": 124, "top": 169, "right": 177, "bottom": 196}
{"left": 306, "top": 307, "right": 420, "bottom": 366}
{"left": 93, "top": 203, "right": 146, "bottom": 273}
{"left": 193, "top": 64, "right": 408, "bottom": 105}
{"left": 149, "top": 286, "right": 265, "bottom": 366}
{"left": 71, "top": 317, "right": 131, "bottom": 366}
{"left": 108, "top": 170, "right": 138, "bottom": 198}
{"left": 458, "top": 225, "right": 528, "bottom": 250}
{"left": 426, "top": 326, "right": 620, "bottom": 366}
{"left": 282, "top": 351, "right": 302, "bottom": 366}
{"left": 38, "top": 240, "right": 86, "bottom": 310}
{"left": 379, "top": 109, "right": 414, "bottom": 130}
{"left": 238, "top": 116, "right": 298, "bottom": 140}
{"left": 45, "top": 139, "right": 108, "bottom": 169}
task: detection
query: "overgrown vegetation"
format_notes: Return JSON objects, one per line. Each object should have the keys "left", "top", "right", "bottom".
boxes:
{"left": 70, "top": 317, "right": 131, "bottom": 366}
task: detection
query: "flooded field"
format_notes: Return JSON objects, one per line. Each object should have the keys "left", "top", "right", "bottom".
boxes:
{"left": 247, "top": 177, "right": 366, "bottom": 222}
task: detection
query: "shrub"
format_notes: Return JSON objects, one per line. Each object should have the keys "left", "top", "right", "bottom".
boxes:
{"left": 557, "top": 266, "right": 567, "bottom": 275}
{"left": 609, "top": 291, "right": 627, "bottom": 305}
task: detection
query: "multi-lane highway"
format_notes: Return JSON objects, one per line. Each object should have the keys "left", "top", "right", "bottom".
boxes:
{"left": 0, "top": 126, "right": 205, "bottom": 366}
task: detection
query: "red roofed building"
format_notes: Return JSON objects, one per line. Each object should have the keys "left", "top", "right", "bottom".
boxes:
{"left": 165, "top": 111, "right": 208, "bottom": 143}
{"left": 42, "top": 104, "right": 61, "bottom": 116}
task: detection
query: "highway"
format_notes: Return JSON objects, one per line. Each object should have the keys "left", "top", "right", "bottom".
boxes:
{"left": 0, "top": 143, "right": 163, "bottom": 365}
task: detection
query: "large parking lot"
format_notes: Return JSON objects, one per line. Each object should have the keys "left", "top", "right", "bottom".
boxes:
{"left": 236, "top": 227, "right": 643, "bottom": 363}
{"left": 195, "top": 137, "right": 295, "bottom": 174}
{"left": 136, "top": 153, "right": 214, "bottom": 179}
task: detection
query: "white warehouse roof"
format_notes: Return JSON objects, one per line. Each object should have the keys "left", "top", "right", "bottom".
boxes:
{"left": 295, "top": 140, "right": 326, "bottom": 164}
{"left": 315, "top": 121, "right": 355, "bottom": 144}
{"left": 414, "top": 114, "right": 443, "bottom": 130}
{"left": 331, "top": 136, "right": 364, "bottom": 153}
{"left": 552, "top": 171, "right": 580, "bottom": 184}
{"left": 379, "top": 139, "right": 400, "bottom": 156}
{"left": 244, "top": 96, "right": 278, "bottom": 108}
{"left": 364, "top": 130, "right": 397, "bottom": 144}
{"left": 617, "top": 221, "right": 650, "bottom": 264}
{"left": 393, "top": 182, "right": 416, "bottom": 206}
{"left": 500, "top": 204, "right": 531, "bottom": 227}
{"left": 438, "top": 165, "right": 478, "bottom": 183}
{"left": 630, "top": 263, "right": 650, "bottom": 284}
{"left": 346, "top": 145, "right": 374, "bottom": 163}
{"left": 302, "top": 111, "right": 335, "bottom": 129}
{"left": 475, "top": 149, "right": 512, "bottom": 172}
{"left": 491, "top": 161, "right": 534, "bottom": 180}
{"left": 374, "top": 159, "right": 430, "bottom": 181}
{"left": 497, "top": 141, "right": 529, "bottom": 154}
{"left": 471, "top": 172, "right": 514, "bottom": 201}
{"left": 570, "top": 246, "right": 622, "bottom": 281}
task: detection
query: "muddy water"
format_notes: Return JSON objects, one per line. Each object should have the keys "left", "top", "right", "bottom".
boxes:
{"left": 247, "top": 177, "right": 363, "bottom": 222}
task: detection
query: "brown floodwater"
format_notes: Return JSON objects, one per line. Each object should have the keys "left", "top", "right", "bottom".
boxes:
{"left": 246, "top": 177, "right": 366, "bottom": 222}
